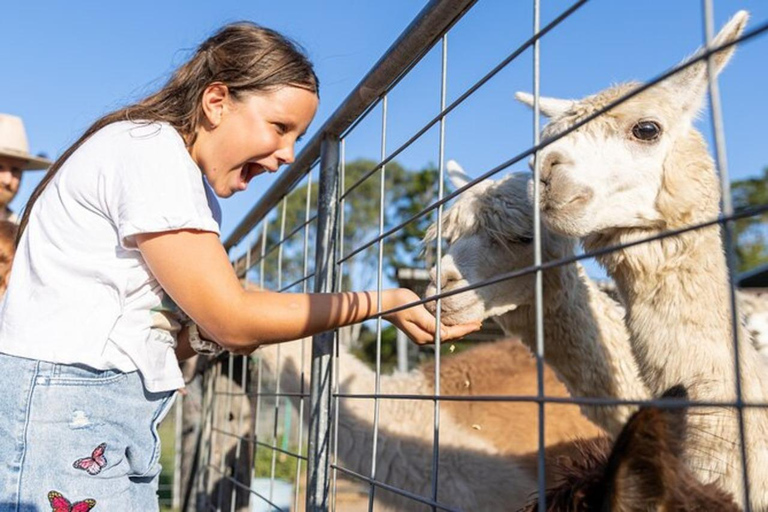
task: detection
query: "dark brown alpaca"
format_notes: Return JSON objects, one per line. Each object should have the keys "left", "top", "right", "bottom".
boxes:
{"left": 522, "top": 386, "right": 740, "bottom": 511}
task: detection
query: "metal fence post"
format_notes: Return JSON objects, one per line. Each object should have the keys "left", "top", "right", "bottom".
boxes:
{"left": 306, "top": 135, "right": 340, "bottom": 511}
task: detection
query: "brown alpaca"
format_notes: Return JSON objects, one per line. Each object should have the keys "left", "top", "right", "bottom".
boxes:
{"left": 422, "top": 339, "right": 601, "bottom": 457}
{"left": 522, "top": 386, "right": 740, "bottom": 512}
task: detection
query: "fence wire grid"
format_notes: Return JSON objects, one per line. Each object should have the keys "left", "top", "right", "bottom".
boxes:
{"left": 176, "top": 1, "right": 768, "bottom": 511}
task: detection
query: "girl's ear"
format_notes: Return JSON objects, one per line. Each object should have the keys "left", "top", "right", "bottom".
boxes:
{"left": 200, "top": 83, "right": 231, "bottom": 128}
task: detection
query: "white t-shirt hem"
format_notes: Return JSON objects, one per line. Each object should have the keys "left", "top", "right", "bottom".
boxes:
{"left": 141, "top": 375, "right": 186, "bottom": 393}
{"left": 120, "top": 216, "right": 220, "bottom": 249}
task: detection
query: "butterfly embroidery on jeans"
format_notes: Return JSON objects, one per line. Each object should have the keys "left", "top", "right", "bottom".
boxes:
{"left": 72, "top": 442, "right": 107, "bottom": 475}
{"left": 47, "top": 491, "right": 97, "bottom": 512}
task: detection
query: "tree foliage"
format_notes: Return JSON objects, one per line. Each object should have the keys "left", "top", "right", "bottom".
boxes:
{"left": 252, "top": 158, "right": 439, "bottom": 292}
{"left": 733, "top": 166, "right": 768, "bottom": 273}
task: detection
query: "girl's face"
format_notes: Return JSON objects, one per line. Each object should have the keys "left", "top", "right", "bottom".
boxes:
{"left": 192, "top": 85, "right": 318, "bottom": 198}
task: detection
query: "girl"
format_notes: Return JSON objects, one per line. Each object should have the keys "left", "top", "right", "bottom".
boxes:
{"left": 0, "top": 23, "right": 480, "bottom": 510}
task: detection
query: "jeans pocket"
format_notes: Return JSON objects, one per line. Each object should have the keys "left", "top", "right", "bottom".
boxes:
{"left": 48, "top": 364, "right": 129, "bottom": 386}
{"left": 134, "top": 391, "right": 176, "bottom": 478}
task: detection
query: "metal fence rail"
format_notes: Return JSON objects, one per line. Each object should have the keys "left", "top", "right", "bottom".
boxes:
{"left": 182, "top": 1, "right": 768, "bottom": 511}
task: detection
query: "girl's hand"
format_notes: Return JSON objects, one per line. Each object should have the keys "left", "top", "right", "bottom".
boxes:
{"left": 383, "top": 288, "right": 482, "bottom": 345}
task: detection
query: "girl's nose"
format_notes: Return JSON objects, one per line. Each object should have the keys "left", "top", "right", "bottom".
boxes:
{"left": 275, "top": 145, "right": 295, "bottom": 166}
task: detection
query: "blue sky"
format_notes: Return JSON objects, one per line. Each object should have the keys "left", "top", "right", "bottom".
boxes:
{"left": 3, "top": 1, "right": 767, "bottom": 278}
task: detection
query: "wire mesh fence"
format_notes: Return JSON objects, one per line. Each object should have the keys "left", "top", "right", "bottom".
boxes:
{"left": 176, "top": 1, "right": 768, "bottom": 510}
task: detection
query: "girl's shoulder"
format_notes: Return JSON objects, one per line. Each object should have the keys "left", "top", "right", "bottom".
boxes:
{"left": 56, "top": 121, "right": 198, "bottom": 194}
{"left": 90, "top": 121, "right": 185, "bottom": 152}
{"left": 72, "top": 121, "right": 191, "bottom": 175}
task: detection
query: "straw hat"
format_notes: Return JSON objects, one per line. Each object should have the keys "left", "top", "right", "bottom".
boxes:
{"left": 0, "top": 114, "right": 52, "bottom": 170}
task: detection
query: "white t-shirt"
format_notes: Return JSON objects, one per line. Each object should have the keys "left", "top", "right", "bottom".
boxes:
{"left": 0, "top": 121, "right": 221, "bottom": 392}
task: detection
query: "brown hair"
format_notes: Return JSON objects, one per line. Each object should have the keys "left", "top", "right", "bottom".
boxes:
{"left": 17, "top": 22, "right": 318, "bottom": 243}
{"left": 0, "top": 220, "right": 18, "bottom": 294}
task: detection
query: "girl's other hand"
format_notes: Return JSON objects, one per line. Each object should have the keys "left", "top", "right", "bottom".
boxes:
{"left": 383, "top": 288, "right": 482, "bottom": 345}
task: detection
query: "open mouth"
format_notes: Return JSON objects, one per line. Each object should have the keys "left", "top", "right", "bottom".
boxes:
{"left": 238, "top": 162, "right": 265, "bottom": 190}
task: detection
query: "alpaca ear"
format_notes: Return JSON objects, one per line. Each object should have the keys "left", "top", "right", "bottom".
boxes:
{"left": 446, "top": 159, "right": 472, "bottom": 190}
{"left": 515, "top": 92, "right": 575, "bottom": 118}
{"left": 445, "top": 160, "right": 496, "bottom": 195}
{"left": 603, "top": 385, "right": 688, "bottom": 509}
{"left": 666, "top": 10, "right": 749, "bottom": 116}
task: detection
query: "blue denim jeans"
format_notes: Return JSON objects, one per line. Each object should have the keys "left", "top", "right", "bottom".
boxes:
{"left": 0, "top": 353, "right": 176, "bottom": 511}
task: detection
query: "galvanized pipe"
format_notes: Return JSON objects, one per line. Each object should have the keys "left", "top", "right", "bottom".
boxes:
{"left": 305, "top": 135, "right": 340, "bottom": 511}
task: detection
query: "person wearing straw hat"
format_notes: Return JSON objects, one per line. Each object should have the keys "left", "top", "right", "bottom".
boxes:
{"left": 0, "top": 114, "right": 52, "bottom": 223}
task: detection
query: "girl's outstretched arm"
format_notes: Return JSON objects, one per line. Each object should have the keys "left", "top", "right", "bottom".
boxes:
{"left": 137, "top": 230, "right": 480, "bottom": 353}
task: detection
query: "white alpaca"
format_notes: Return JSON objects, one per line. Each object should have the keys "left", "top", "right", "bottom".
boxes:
{"left": 424, "top": 162, "right": 649, "bottom": 436}
{"left": 517, "top": 11, "right": 768, "bottom": 508}
{"left": 256, "top": 334, "right": 605, "bottom": 511}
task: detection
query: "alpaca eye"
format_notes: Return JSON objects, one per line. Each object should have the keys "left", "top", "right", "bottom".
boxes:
{"left": 631, "top": 120, "right": 661, "bottom": 142}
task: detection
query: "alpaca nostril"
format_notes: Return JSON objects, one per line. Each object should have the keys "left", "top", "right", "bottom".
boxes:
{"left": 436, "top": 267, "right": 461, "bottom": 289}
{"left": 540, "top": 151, "right": 568, "bottom": 182}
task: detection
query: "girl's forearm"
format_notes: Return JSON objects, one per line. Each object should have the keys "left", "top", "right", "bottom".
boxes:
{"left": 136, "top": 232, "right": 444, "bottom": 352}
{"left": 212, "top": 289, "right": 403, "bottom": 351}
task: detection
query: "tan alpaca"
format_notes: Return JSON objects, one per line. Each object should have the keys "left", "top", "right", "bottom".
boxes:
{"left": 256, "top": 336, "right": 598, "bottom": 511}
{"left": 424, "top": 165, "right": 650, "bottom": 436}
{"left": 518, "top": 11, "right": 768, "bottom": 509}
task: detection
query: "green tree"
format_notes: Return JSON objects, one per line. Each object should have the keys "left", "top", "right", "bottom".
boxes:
{"left": 732, "top": 167, "right": 768, "bottom": 272}
{"left": 250, "top": 158, "right": 439, "bottom": 291}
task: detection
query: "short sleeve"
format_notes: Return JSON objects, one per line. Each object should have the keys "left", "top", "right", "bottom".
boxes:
{"left": 110, "top": 124, "right": 221, "bottom": 250}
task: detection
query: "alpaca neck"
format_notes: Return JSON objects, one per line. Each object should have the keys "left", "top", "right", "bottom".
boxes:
{"left": 593, "top": 225, "right": 759, "bottom": 400}
{"left": 588, "top": 220, "right": 768, "bottom": 507}
{"left": 495, "top": 262, "right": 648, "bottom": 436}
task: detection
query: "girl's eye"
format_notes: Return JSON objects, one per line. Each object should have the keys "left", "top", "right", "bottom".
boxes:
{"left": 274, "top": 123, "right": 288, "bottom": 135}
{"left": 631, "top": 120, "right": 662, "bottom": 142}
